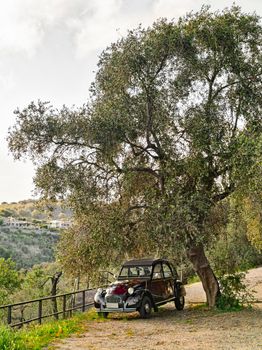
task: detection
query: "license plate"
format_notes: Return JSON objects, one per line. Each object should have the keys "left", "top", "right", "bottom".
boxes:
{"left": 106, "top": 302, "right": 119, "bottom": 308}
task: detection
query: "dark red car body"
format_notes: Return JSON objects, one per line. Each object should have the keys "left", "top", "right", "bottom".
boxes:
{"left": 94, "top": 258, "right": 186, "bottom": 318}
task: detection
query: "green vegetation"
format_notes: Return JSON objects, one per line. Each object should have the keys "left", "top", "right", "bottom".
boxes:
{"left": 0, "top": 227, "right": 58, "bottom": 269}
{"left": 0, "top": 309, "right": 102, "bottom": 350}
{"left": 0, "top": 325, "right": 25, "bottom": 350}
{"left": 0, "top": 200, "right": 71, "bottom": 221}
{"left": 217, "top": 272, "right": 254, "bottom": 311}
{"left": 0, "top": 200, "right": 72, "bottom": 269}
{"left": 206, "top": 197, "right": 262, "bottom": 275}
{"left": 0, "top": 259, "right": 21, "bottom": 304}
{"left": 7, "top": 5, "right": 262, "bottom": 309}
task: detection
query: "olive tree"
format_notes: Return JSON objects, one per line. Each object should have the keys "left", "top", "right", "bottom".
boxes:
{"left": 8, "top": 7, "right": 262, "bottom": 307}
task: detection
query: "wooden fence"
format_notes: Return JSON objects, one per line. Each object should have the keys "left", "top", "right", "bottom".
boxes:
{"left": 0, "top": 288, "right": 97, "bottom": 328}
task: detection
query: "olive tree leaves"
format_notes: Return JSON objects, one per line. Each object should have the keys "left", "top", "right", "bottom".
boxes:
{"left": 8, "top": 6, "right": 262, "bottom": 272}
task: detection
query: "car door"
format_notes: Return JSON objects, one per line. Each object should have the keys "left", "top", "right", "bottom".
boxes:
{"left": 149, "top": 263, "right": 165, "bottom": 303}
{"left": 162, "top": 262, "right": 175, "bottom": 300}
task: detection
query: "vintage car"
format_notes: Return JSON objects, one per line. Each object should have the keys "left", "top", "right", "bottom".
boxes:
{"left": 94, "top": 258, "right": 186, "bottom": 318}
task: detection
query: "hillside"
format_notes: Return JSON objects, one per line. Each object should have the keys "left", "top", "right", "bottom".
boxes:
{"left": 0, "top": 200, "right": 72, "bottom": 221}
{"left": 0, "top": 226, "right": 59, "bottom": 269}
{"left": 0, "top": 200, "right": 72, "bottom": 269}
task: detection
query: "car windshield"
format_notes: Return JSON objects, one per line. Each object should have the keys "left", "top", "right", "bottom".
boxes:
{"left": 118, "top": 265, "right": 152, "bottom": 279}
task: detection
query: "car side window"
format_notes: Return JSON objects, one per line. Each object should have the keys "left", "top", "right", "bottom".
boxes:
{"left": 152, "top": 263, "right": 164, "bottom": 279}
{"left": 162, "top": 263, "right": 173, "bottom": 278}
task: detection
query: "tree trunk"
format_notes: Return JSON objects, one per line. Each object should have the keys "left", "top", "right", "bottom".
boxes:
{"left": 187, "top": 244, "right": 220, "bottom": 308}
{"left": 51, "top": 271, "right": 62, "bottom": 320}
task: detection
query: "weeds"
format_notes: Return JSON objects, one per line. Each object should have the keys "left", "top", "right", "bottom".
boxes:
{"left": 0, "top": 309, "right": 104, "bottom": 350}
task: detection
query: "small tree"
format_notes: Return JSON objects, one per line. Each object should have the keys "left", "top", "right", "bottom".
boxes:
{"left": 8, "top": 6, "right": 262, "bottom": 307}
{"left": 0, "top": 258, "right": 21, "bottom": 304}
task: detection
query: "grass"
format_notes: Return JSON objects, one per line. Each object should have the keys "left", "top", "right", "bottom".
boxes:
{"left": 187, "top": 275, "right": 200, "bottom": 284}
{"left": 0, "top": 309, "right": 106, "bottom": 350}
{"left": 0, "top": 303, "right": 257, "bottom": 349}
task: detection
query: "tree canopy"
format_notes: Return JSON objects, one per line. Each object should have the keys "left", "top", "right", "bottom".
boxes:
{"left": 0, "top": 258, "right": 21, "bottom": 304}
{"left": 8, "top": 6, "right": 262, "bottom": 306}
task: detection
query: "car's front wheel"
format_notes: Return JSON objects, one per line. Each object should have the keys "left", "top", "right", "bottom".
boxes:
{"left": 175, "top": 296, "right": 185, "bottom": 310}
{"left": 139, "top": 296, "right": 152, "bottom": 318}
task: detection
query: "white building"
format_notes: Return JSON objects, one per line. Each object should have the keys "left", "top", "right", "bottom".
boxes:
{"left": 48, "top": 220, "right": 72, "bottom": 229}
{"left": 3, "top": 217, "right": 34, "bottom": 228}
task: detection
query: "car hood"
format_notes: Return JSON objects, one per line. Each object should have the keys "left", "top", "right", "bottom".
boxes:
{"left": 112, "top": 279, "right": 146, "bottom": 287}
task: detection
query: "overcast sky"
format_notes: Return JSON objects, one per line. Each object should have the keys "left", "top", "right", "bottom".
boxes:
{"left": 0, "top": 0, "right": 261, "bottom": 203}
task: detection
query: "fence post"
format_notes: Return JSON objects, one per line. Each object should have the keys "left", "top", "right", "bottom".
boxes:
{"left": 38, "top": 300, "right": 42, "bottom": 325}
{"left": 63, "top": 295, "right": 67, "bottom": 319}
{"left": 82, "top": 290, "right": 86, "bottom": 312}
{"left": 7, "top": 306, "right": 12, "bottom": 325}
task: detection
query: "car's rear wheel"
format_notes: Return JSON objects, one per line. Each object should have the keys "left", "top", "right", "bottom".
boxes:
{"left": 139, "top": 296, "right": 152, "bottom": 318}
{"left": 175, "top": 296, "right": 185, "bottom": 310}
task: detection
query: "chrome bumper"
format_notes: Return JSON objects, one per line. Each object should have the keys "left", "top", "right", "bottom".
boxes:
{"left": 97, "top": 306, "right": 137, "bottom": 313}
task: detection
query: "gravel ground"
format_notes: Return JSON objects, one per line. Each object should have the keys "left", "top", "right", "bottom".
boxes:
{"left": 51, "top": 268, "right": 262, "bottom": 350}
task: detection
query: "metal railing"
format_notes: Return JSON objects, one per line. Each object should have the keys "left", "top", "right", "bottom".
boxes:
{"left": 0, "top": 288, "right": 97, "bottom": 328}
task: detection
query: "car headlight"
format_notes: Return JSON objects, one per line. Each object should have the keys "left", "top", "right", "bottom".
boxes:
{"left": 97, "top": 288, "right": 103, "bottom": 294}
{"left": 128, "top": 287, "right": 134, "bottom": 295}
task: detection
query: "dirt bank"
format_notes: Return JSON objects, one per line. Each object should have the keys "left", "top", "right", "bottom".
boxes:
{"left": 51, "top": 268, "right": 262, "bottom": 350}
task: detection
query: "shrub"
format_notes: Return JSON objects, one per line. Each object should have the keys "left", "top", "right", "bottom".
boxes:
{"left": 217, "top": 272, "right": 254, "bottom": 310}
{"left": 0, "top": 325, "right": 26, "bottom": 350}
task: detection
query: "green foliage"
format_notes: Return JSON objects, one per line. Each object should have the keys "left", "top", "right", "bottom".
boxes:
{"left": 241, "top": 195, "right": 262, "bottom": 252}
{"left": 0, "top": 310, "right": 101, "bottom": 350}
{"left": 0, "top": 258, "right": 21, "bottom": 304}
{"left": 207, "top": 197, "right": 262, "bottom": 275}
{"left": 217, "top": 272, "right": 254, "bottom": 310}
{"left": 0, "top": 227, "right": 58, "bottom": 269}
{"left": 187, "top": 274, "right": 200, "bottom": 284}
{"left": 7, "top": 6, "right": 262, "bottom": 287}
{"left": 0, "top": 325, "right": 26, "bottom": 350}
{"left": 0, "top": 209, "right": 14, "bottom": 218}
{"left": 0, "top": 200, "right": 72, "bottom": 222}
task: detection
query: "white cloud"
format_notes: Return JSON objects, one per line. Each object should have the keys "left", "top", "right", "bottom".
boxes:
{"left": 0, "top": 0, "right": 126, "bottom": 58}
{"left": 0, "top": 0, "right": 261, "bottom": 58}
{"left": 67, "top": 0, "right": 156, "bottom": 58}
{"left": 0, "top": 0, "right": 85, "bottom": 57}
{"left": 0, "top": 70, "right": 16, "bottom": 90}
{"left": 0, "top": 1, "right": 43, "bottom": 56}
{"left": 67, "top": 0, "right": 125, "bottom": 57}
{"left": 152, "top": 0, "right": 198, "bottom": 19}
{"left": 153, "top": 0, "right": 262, "bottom": 19}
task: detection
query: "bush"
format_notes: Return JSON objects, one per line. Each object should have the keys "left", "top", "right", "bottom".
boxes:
{"left": 0, "top": 325, "right": 26, "bottom": 350}
{"left": 217, "top": 272, "right": 254, "bottom": 310}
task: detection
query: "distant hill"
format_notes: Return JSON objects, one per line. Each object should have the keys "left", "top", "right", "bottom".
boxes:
{"left": 0, "top": 200, "right": 72, "bottom": 269}
{"left": 0, "top": 226, "right": 59, "bottom": 269}
{"left": 0, "top": 199, "right": 72, "bottom": 221}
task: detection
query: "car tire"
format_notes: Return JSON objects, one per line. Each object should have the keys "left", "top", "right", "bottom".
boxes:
{"left": 175, "top": 296, "right": 185, "bottom": 310}
{"left": 139, "top": 296, "right": 152, "bottom": 318}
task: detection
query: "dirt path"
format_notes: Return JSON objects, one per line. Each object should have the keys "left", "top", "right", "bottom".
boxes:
{"left": 51, "top": 268, "right": 262, "bottom": 350}
{"left": 186, "top": 267, "right": 262, "bottom": 304}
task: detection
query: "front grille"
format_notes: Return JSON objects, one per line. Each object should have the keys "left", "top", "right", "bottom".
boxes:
{"left": 106, "top": 295, "right": 121, "bottom": 303}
